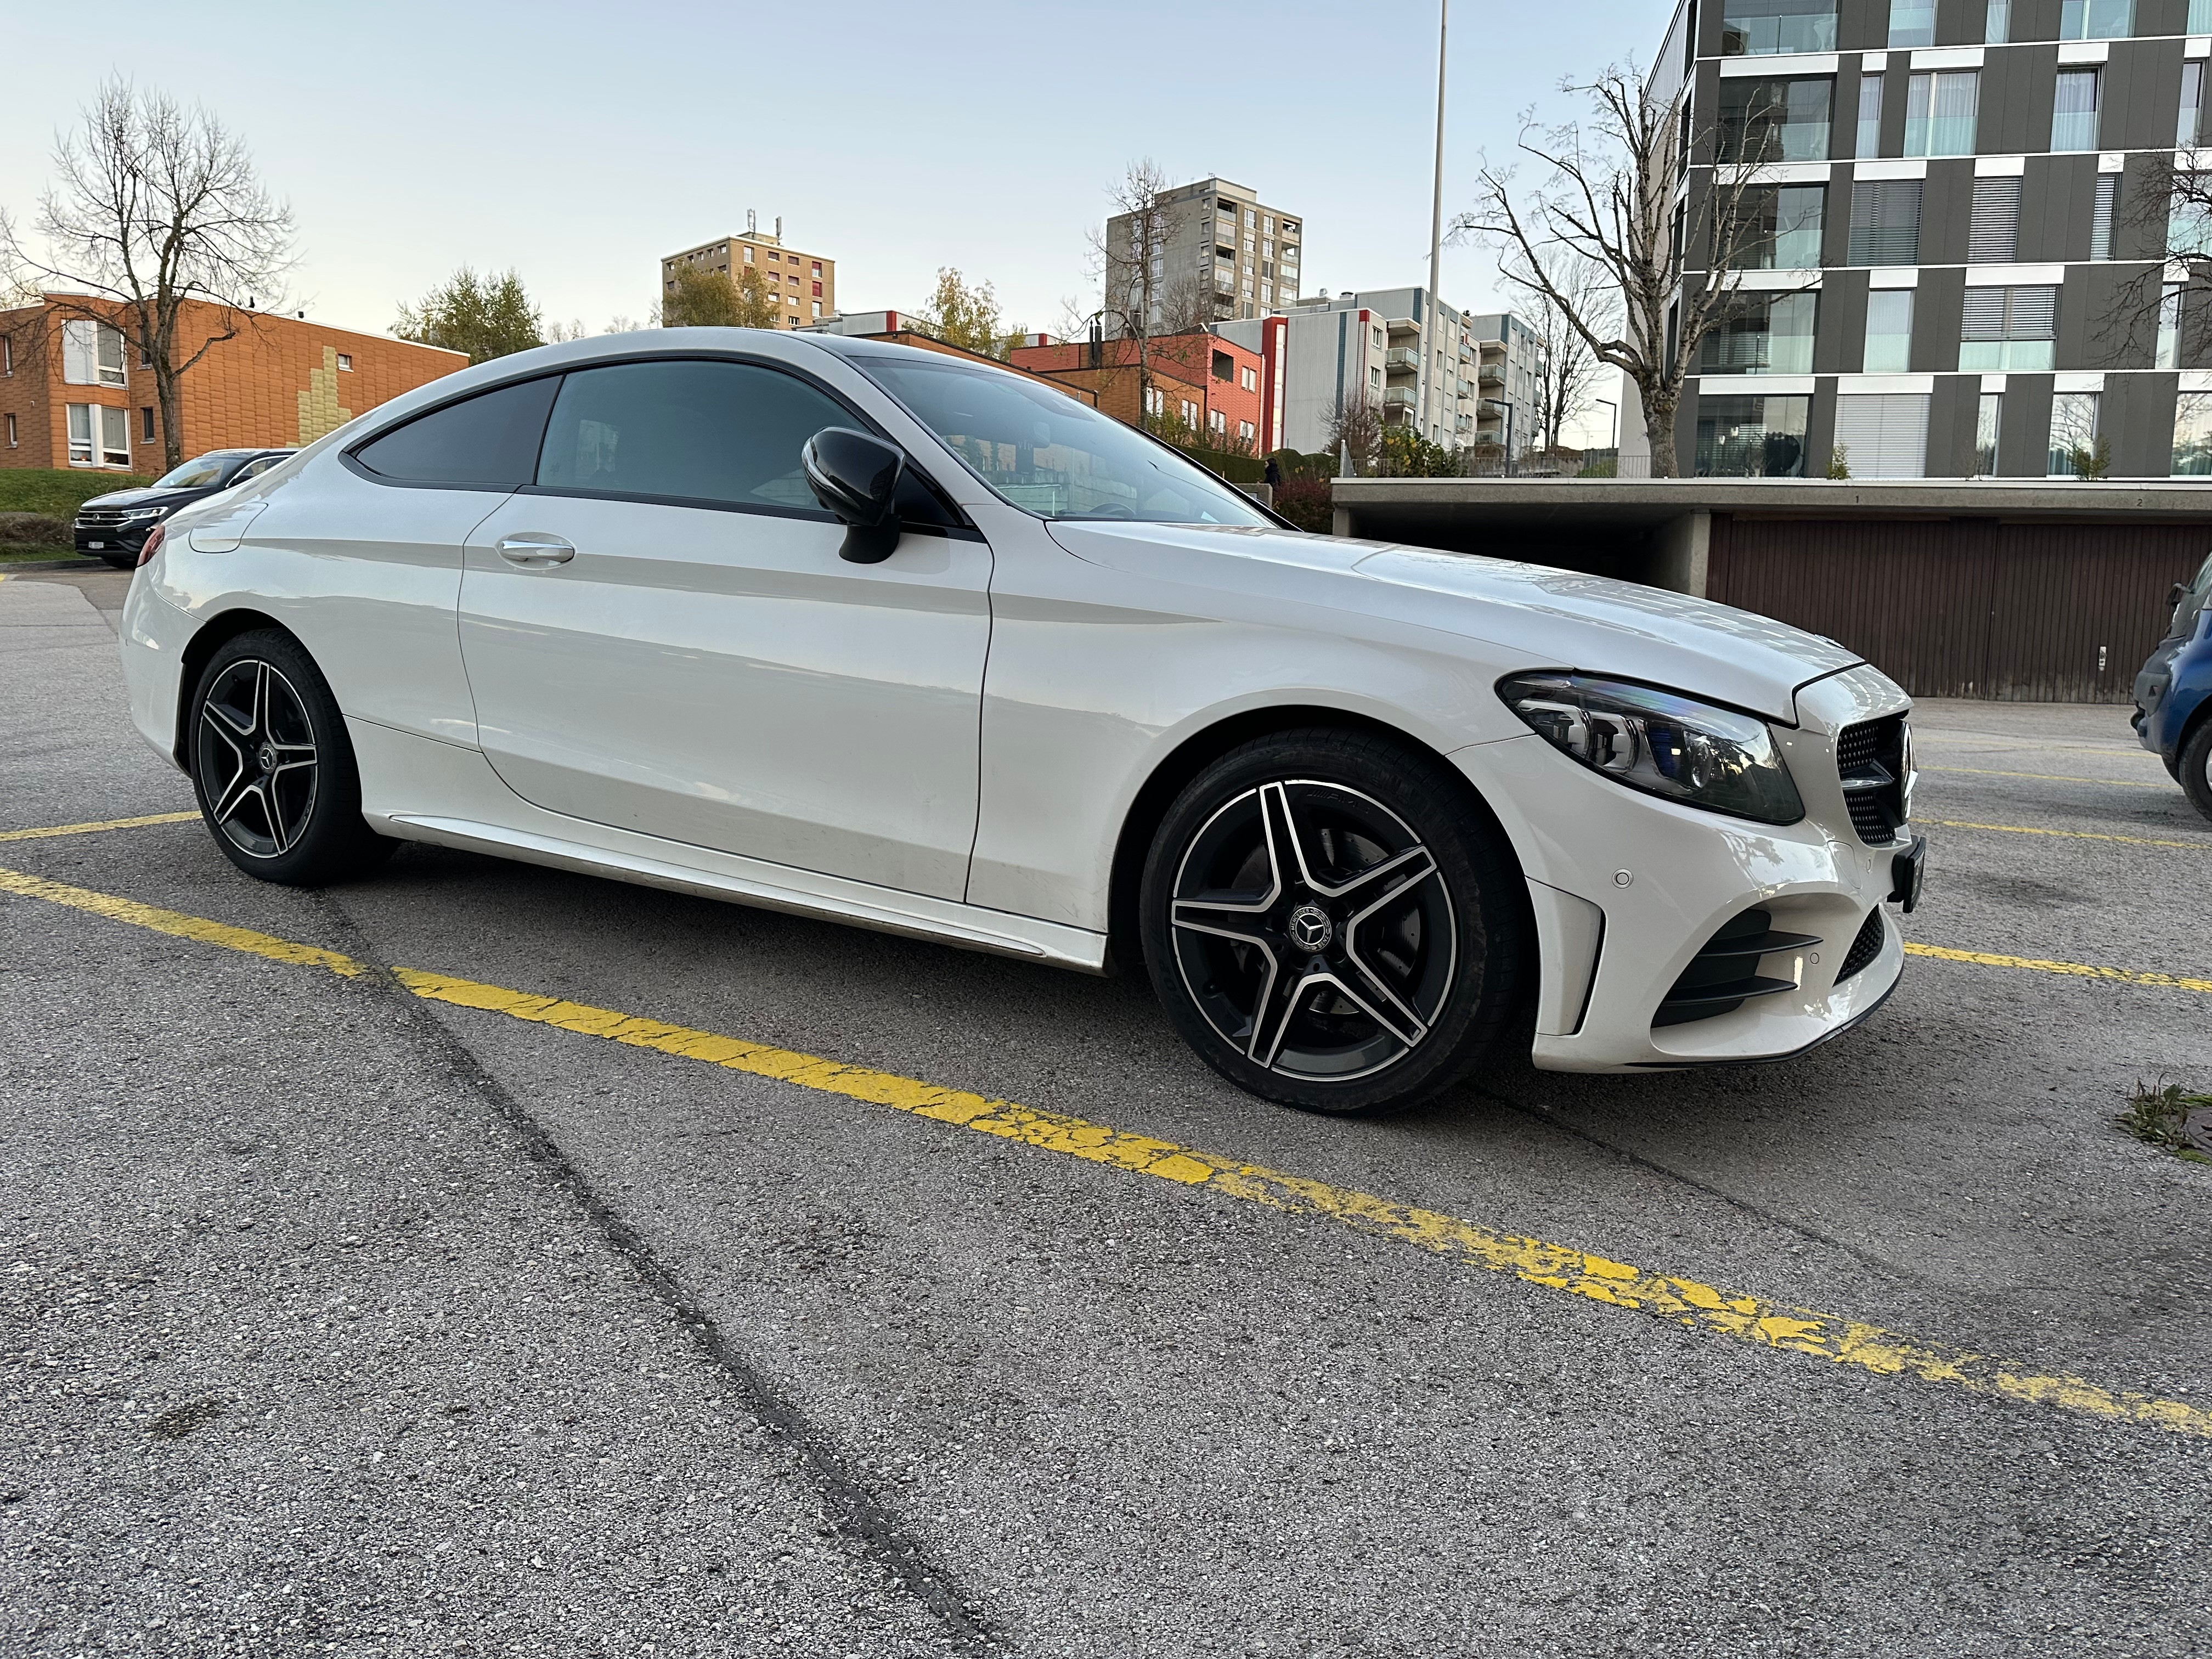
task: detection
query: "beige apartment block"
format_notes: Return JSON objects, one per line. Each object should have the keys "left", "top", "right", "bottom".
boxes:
{"left": 661, "top": 218, "right": 836, "bottom": 330}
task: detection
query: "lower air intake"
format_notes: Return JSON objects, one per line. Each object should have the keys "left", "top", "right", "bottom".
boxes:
{"left": 1653, "top": 908, "right": 1822, "bottom": 1029}
{"left": 1835, "top": 908, "right": 1887, "bottom": 984}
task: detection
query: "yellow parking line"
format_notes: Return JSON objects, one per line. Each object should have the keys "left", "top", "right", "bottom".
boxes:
{"left": 2, "top": 860, "right": 2206, "bottom": 1442}
{"left": 1904, "top": 940, "right": 2212, "bottom": 994}
{"left": 1925, "top": 818, "right": 2208, "bottom": 851}
{"left": 0, "top": 810, "right": 199, "bottom": 843}
{"left": 1922, "top": 765, "right": 2170, "bottom": 789}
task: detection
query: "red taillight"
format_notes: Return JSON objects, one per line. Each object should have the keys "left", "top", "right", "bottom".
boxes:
{"left": 136, "top": 524, "right": 166, "bottom": 568}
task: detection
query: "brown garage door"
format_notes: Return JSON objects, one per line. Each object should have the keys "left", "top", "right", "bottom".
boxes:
{"left": 1707, "top": 516, "right": 2210, "bottom": 701}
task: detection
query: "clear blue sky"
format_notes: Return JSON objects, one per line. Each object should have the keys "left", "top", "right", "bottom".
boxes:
{"left": 4, "top": 0, "right": 1662, "bottom": 432}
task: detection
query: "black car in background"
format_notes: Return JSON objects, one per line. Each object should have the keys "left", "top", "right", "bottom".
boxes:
{"left": 74, "top": 449, "right": 293, "bottom": 569}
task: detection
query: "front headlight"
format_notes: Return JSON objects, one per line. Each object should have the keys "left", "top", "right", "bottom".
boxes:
{"left": 120, "top": 507, "right": 167, "bottom": 520}
{"left": 1498, "top": 672, "right": 1804, "bottom": 825}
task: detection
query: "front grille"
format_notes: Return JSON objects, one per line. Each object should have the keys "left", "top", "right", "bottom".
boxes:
{"left": 1835, "top": 908, "right": 1886, "bottom": 984}
{"left": 1837, "top": 714, "right": 1908, "bottom": 846}
{"left": 76, "top": 507, "right": 134, "bottom": 528}
{"left": 1653, "top": 908, "right": 1821, "bottom": 1029}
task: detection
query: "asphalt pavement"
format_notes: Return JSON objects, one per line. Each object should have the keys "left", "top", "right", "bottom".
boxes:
{"left": 3, "top": 569, "right": 2208, "bottom": 1658}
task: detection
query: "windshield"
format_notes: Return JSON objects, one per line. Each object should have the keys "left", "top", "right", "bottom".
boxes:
{"left": 151, "top": 454, "right": 237, "bottom": 490}
{"left": 855, "top": 354, "right": 1271, "bottom": 526}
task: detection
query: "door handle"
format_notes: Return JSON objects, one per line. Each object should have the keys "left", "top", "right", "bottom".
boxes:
{"left": 497, "top": 535, "right": 575, "bottom": 566}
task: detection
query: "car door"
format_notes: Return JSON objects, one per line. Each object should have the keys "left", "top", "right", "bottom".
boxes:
{"left": 456, "top": 354, "right": 992, "bottom": 901}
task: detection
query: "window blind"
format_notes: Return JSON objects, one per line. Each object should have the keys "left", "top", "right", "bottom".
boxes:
{"left": 2091, "top": 176, "right": 2118, "bottom": 261}
{"left": 1833, "top": 393, "right": 1931, "bottom": 478}
{"left": 1848, "top": 179, "right": 1923, "bottom": 266}
{"left": 1968, "top": 178, "right": 2021, "bottom": 263}
{"left": 1962, "top": 285, "right": 2057, "bottom": 341}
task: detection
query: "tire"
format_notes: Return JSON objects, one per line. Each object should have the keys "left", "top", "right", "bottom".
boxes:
{"left": 188, "top": 628, "right": 395, "bottom": 885}
{"left": 2181, "top": 717, "right": 2212, "bottom": 825}
{"left": 1138, "top": 727, "right": 1526, "bottom": 1116}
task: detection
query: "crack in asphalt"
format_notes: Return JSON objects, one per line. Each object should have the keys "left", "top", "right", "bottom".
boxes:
{"left": 1470, "top": 1084, "right": 1935, "bottom": 1288}
{"left": 303, "top": 888, "right": 1003, "bottom": 1656}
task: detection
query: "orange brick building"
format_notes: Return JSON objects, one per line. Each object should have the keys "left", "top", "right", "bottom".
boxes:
{"left": 1010, "top": 331, "right": 1263, "bottom": 453}
{"left": 0, "top": 294, "right": 466, "bottom": 474}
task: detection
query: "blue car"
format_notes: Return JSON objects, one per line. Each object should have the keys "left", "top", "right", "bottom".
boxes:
{"left": 2133, "top": 551, "right": 2212, "bottom": 823}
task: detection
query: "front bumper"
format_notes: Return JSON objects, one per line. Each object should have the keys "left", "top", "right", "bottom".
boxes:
{"left": 75, "top": 520, "right": 159, "bottom": 555}
{"left": 1457, "top": 663, "right": 1915, "bottom": 1074}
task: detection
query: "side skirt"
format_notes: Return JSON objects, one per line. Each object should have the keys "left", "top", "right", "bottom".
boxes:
{"left": 349, "top": 718, "right": 1109, "bottom": 975}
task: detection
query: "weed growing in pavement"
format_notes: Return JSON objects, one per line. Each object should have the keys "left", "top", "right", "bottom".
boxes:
{"left": 2119, "top": 1080, "right": 2212, "bottom": 1164}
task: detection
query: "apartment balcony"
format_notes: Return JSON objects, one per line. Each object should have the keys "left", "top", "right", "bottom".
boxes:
{"left": 1382, "top": 387, "right": 1418, "bottom": 410}
{"left": 1384, "top": 347, "right": 1421, "bottom": 373}
{"left": 1455, "top": 380, "right": 1474, "bottom": 399}
{"left": 1477, "top": 364, "right": 1504, "bottom": 388}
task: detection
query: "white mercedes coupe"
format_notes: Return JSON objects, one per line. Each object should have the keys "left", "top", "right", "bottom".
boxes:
{"left": 119, "top": 330, "right": 1923, "bottom": 1114}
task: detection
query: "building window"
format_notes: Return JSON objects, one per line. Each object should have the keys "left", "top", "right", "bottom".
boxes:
{"left": 1888, "top": 1, "right": 1934, "bottom": 48}
{"left": 2047, "top": 392, "right": 2100, "bottom": 476}
{"left": 1, "top": 334, "right": 10, "bottom": 375}
{"left": 2195, "top": 0, "right": 2212, "bottom": 33}
{"left": 1855, "top": 73, "right": 1883, "bottom": 157}
{"left": 140, "top": 405, "right": 155, "bottom": 441}
{"left": 1239, "top": 420, "right": 1255, "bottom": 444}
{"left": 1694, "top": 394, "right": 1810, "bottom": 476}
{"left": 1968, "top": 177, "right": 2021, "bottom": 263}
{"left": 2052, "top": 68, "right": 2100, "bottom": 152}
{"left": 67, "top": 403, "right": 130, "bottom": 467}
{"left": 1849, "top": 179, "right": 1922, "bottom": 265}
{"left": 4, "top": 413, "right": 14, "bottom": 447}
{"left": 1719, "top": 1, "right": 1836, "bottom": 55}
{"left": 1960, "top": 285, "right": 2057, "bottom": 371}
{"left": 1904, "top": 71, "right": 1977, "bottom": 157}
{"left": 2058, "top": 0, "right": 2132, "bottom": 40}
{"left": 1699, "top": 291, "right": 1818, "bottom": 375}
{"left": 2172, "top": 391, "right": 2212, "bottom": 474}
{"left": 1143, "top": 385, "right": 1164, "bottom": 416}
{"left": 1975, "top": 392, "right": 2002, "bottom": 475}
{"left": 62, "top": 320, "right": 127, "bottom": 387}
{"left": 2183, "top": 63, "right": 2204, "bottom": 151}
{"left": 811, "top": 301, "right": 822, "bottom": 318}
{"left": 1718, "top": 76, "right": 1833, "bottom": 162}
{"left": 1985, "top": 0, "right": 2011, "bottom": 41}
{"left": 743, "top": 246, "right": 754, "bottom": 263}
{"left": 2168, "top": 183, "right": 2212, "bottom": 256}
{"left": 1182, "top": 399, "right": 1199, "bottom": 427}
{"left": 2158, "top": 284, "right": 2184, "bottom": 368}
{"left": 1833, "top": 392, "right": 1931, "bottom": 478}
{"left": 1864, "top": 289, "right": 1915, "bottom": 372}
{"left": 336, "top": 352, "right": 353, "bottom": 371}
{"left": 1208, "top": 409, "right": 1227, "bottom": 436}
{"left": 1744, "top": 184, "right": 1825, "bottom": 268}
{"left": 2094, "top": 174, "right": 2120, "bottom": 259}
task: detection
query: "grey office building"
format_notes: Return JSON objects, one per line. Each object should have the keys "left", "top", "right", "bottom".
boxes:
{"left": 1637, "top": 0, "right": 2212, "bottom": 480}
{"left": 1104, "top": 178, "right": 1303, "bottom": 326}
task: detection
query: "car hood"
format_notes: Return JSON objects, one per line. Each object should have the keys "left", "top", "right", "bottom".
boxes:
{"left": 77, "top": 486, "right": 207, "bottom": 512}
{"left": 1046, "top": 521, "right": 1865, "bottom": 725}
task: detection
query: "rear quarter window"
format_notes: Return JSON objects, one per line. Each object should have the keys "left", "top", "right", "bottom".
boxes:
{"left": 352, "top": 376, "right": 561, "bottom": 488}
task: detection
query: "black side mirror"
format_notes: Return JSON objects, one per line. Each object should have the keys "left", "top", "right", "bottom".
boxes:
{"left": 803, "top": 427, "right": 905, "bottom": 563}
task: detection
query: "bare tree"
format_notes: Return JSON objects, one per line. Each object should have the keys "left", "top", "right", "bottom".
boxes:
{"left": 1, "top": 80, "right": 295, "bottom": 471}
{"left": 1088, "top": 159, "right": 1177, "bottom": 422}
{"left": 1324, "top": 393, "right": 1384, "bottom": 477}
{"left": 1455, "top": 66, "right": 1796, "bottom": 476}
{"left": 1520, "top": 247, "right": 1618, "bottom": 450}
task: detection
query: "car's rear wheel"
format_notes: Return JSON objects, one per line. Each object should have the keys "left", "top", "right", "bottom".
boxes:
{"left": 189, "top": 629, "right": 394, "bottom": 885}
{"left": 1139, "top": 728, "right": 1525, "bottom": 1115}
{"left": 2181, "top": 717, "right": 2212, "bottom": 823}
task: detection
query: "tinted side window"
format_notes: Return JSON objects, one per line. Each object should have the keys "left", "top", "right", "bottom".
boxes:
{"left": 353, "top": 376, "right": 561, "bottom": 487}
{"left": 232, "top": 456, "right": 281, "bottom": 483}
{"left": 536, "top": 359, "right": 849, "bottom": 510}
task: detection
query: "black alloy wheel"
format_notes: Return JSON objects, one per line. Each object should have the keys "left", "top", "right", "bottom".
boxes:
{"left": 1141, "top": 729, "right": 1525, "bottom": 1115}
{"left": 189, "top": 629, "right": 394, "bottom": 885}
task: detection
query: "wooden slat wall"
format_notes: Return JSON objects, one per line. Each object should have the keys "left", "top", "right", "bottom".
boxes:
{"left": 1707, "top": 515, "right": 2209, "bottom": 701}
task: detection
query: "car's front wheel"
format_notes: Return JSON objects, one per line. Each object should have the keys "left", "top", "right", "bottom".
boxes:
{"left": 1139, "top": 729, "right": 1526, "bottom": 1115}
{"left": 189, "top": 628, "right": 394, "bottom": 885}
{"left": 2181, "top": 716, "right": 2212, "bottom": 823}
